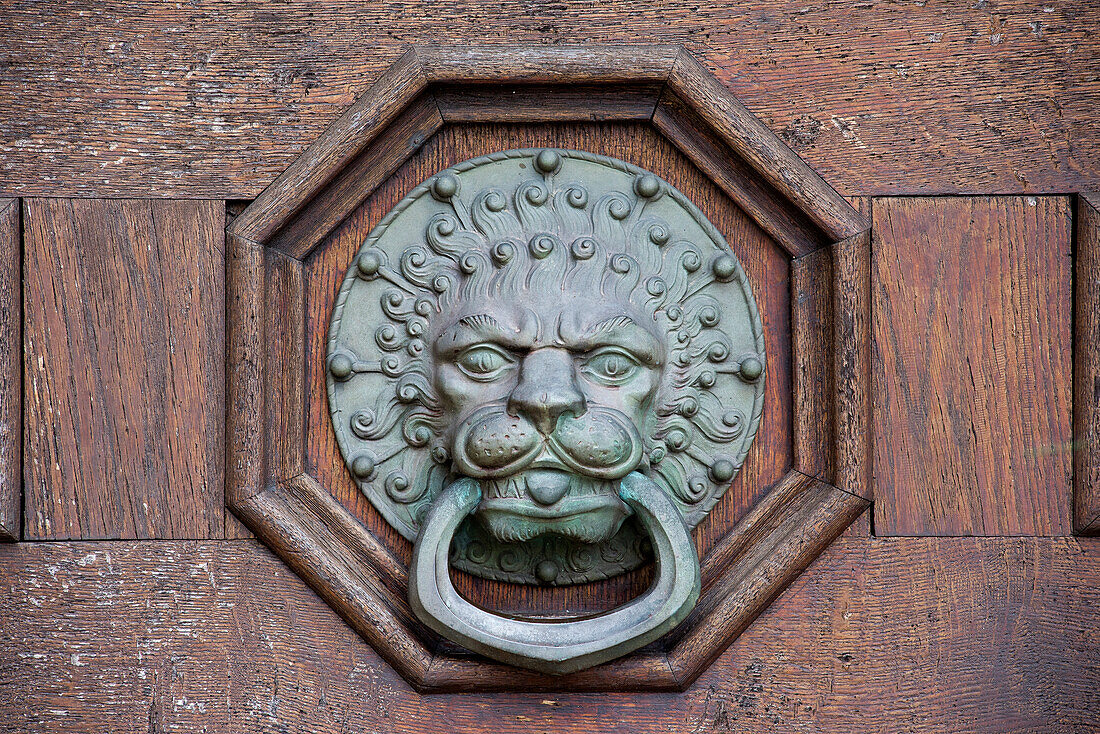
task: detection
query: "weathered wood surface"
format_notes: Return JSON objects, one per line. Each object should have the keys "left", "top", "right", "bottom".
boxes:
{"left": 1077, "top": 194, "right": 1100, "bottom": 535}
{"left": 666, "top": 471, "right": 867, "bottom": 683}
{"left": 832, "top": 227, "right": 871, "bottom": 500}
{"left": 872, "top": 196, "right": 1073, "bottom": 536}
{"left": 0, "top": 199, "right": 19, "bottom": 541}
{"left": 305, "top": 122, "right": 793, "bottom": 615}
{"left": 653, "top": 90, "right": 826, "bottom": 258}
{"left": 228, "top": 49, "right": 428, "bottom": 247}
{"left": 22, "top": 199, "right": 227, "bottom": 539}
{"left": 1, "top": 535, "right": 1096, "bottom": 732}
{"left": 1, "top": 3, "right": 1096, "bottom": 199}
{"left": 265, "top": 94, "right": 443, "bottom": 259}
{"left": 789, "top": 218, "right": 870, "bottom": 500}
{"left": 791, "top": 246, "right": 833, "bottom": 482}
{"left": 666, "top": 49, "right": 865, "bottom": 243}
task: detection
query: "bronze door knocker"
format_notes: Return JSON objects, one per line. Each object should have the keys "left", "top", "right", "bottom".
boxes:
{"left": 327, "top": 148, "right": 765, "bottom": 673}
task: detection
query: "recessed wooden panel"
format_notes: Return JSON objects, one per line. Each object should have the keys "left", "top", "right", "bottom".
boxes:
{"left": 0, "top": 198, "right": 20, "bottom": 540}
{"left": 1076, "top": 194, "right": 1100, "bottom": 535}
{"left": 873, "top": 196, "right": 1073, "bottom": 536}
{"left": 23, "top": 199, "right": 226, "bottom": 539}
{"left": 1, "top": 535, "right": 1096, "bottom": 732}
{"left": 304, "top": 122, "right": 792, "bottom": 615}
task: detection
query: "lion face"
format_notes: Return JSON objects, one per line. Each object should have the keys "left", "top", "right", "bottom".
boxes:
{"left": 434, "top": 292, "right": 663, "bottom": 543}
{"left": 327, "top": 148, "right": 766, "bottom": 585}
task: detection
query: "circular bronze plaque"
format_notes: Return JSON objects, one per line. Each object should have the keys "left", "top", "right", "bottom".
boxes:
{"left": 327, "top": 149, "right": 765, "bottom": 585}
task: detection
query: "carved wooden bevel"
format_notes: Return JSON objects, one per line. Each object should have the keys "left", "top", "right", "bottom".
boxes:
{"left": 225, "top": 43, "right": 871, "bottom": 692}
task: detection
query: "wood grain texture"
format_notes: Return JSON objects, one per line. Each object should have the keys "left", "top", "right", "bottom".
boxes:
{"left": 232, "top": 475, "right": 434, "bottom": 686}
{"left": 791, "top": 247, "right": 833, "bottom": 483}
{"left": 873, "top": 196, "right": 1073, "bottom": 536}
{"left": 225, "top": 232, "right": 265, "bottom": 508}
{"left": 667, "top": 471, "right": 867, "bottom": 682}
{"left": 2, "top": 535, "right": 1096, "bottom": 731}
{"left": 266, "top": 93, "right": 443, "bottom": 259}
{"left": 228, "top": 48, "right": 427, "bottom": 244}
{"left": 652, "top": 90, "right": 826, "bottom": 257}
{"left": 666, "top": 49, "right": 866, "bottom": 243}
{"left": 22, "top": 199, "right": 225, "bottom": 539}
{"left": 414, "top": 44, "right": 680, "bottom": 84}
{"left": 264, "top": 249, "right": 306, "bottom": 484}
{"left": 0, "top": 199, "right": 19, "bottom": 541}
{"left": 179, "top": 466, "right": 863, "bottom": 692}
{"left": 833, "top": 226, "right": 872, "bottom": 500}
{"left": 1077, "top": 193, "right": 1100, "bottom": 535}
{"left": 434, "top": 83, "right": 663, "bottom": 123}
{"left": 3, "top": 2, "right": 1096, "bottom": 199}
{"left": 235, "top": 43, "right": 850, "bottom": 264}
{"left": 789, "top": 197, "right": 871, "bottom": 500}
{"left": 304, "top": 122, "right": 793, "bottom": 616}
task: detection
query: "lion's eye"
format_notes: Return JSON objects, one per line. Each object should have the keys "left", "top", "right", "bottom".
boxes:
{"left": 456, "top": 345, "right": 514, "bottom": 381}
{"left": 582, "top": 348, "right": 640, "bottom": 386}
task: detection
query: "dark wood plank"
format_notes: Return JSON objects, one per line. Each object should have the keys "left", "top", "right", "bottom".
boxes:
{"left": 3, "top": 4, "right": 1096, "bottom": 199}
{"left": 225, "top": 232, "right": 265, "bottom": 509}
{"left": 434, "top": 83, "right": 662, "bottom": 123}
{"left": 1, "top": 535, "right": 1096, "bottom": 731}
{"left": 791, "top": 247, "right": 833, "bottom": 483}
{"left": 1077, "top": 193, "right": 1100, "bottom": 535}
{"left": 873, "top": 196, "right": 1073, "bottom": 536}
{"left": 264, "top": 250, "right": 306, "bottom": 485}
{"left": 221, "top": 206, "right": 255, "bottom": 540}
{"left": 0, "top": 199, "right": 19, "bottom": 540}
{"left": 304, "top": 122, "right": 793, "bottom": 616}
{"left": 833, "top": 226, "right": 871, "bottom": 500}
{"left": 22, "top": 199, "right": 225, "bottom": 539}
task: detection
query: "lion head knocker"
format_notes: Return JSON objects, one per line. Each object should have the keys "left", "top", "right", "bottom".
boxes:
{"left": 327, "top": 149, "right": 765, "bottom": 673}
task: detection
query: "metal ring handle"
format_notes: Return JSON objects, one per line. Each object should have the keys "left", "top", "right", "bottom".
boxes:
{"left": 408, "top": 472, "right": 701, "bottom": 675}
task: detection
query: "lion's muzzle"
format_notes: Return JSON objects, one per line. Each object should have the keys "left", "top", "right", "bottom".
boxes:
{"left": 450, "top": 403, "right": 644, "bottom": 543}
{"left": 452, "top": 403, "right": 643, "bottom": 479}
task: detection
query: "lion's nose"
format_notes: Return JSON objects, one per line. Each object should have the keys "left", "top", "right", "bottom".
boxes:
{"left": 507, "top": 348, "right": 587, "bottom": 435}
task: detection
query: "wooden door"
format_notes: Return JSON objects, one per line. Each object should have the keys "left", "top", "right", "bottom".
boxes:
{"left": 1, "top": 6, "right": 1098, "bottom": 733}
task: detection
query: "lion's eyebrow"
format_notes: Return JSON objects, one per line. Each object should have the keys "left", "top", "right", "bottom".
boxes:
{"left": 565, "top": 314, "right": 662, "bottom": 366}
{"left": 437, "top": 312, "right": 532, "bottom": 354}
{"left": 457, "top": 314, "right": 507, "bottom": 335}
{"left": 584, "top": 315, "right": 638, "bottom": 337}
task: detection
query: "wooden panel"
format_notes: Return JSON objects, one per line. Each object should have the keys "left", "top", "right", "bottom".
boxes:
{"left": 1, "top": 4, "right": 1097, "bottom": 199}
{"left": 789, "top": 225, "right": 871, "bottom": 501}
{"left": 873, "top": 197, "right": 1073, "bottom": 536}
{"left": 1077, "top": 194, "right": 1100, "bottom": 535}
{"left": 792, "top": 247, "right": 833, "bottom": 481}
{"left": 415, "top": 44, "right": 680, "bottom": 84}
{"left": 0, "top": 199, "right": 19, "bottom": 540}
{"left": 305, "top": 122, "right": 793, "bottom": 616}
{"left": 22, "top": 199, "right": 226, "bottom": 539}
{"left": 834, "top": 198, "right": 872, "bottom": 499}
{"left": 434, "top": 83, "right": 663, "bottom": 123}
{"left": 1, "top": 535, "right": 1096, "bottom": 731}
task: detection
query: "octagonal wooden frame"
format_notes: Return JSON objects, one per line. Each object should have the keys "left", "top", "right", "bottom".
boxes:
{"left": 225, "top": 44, "right": 872, "bottom": 693}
